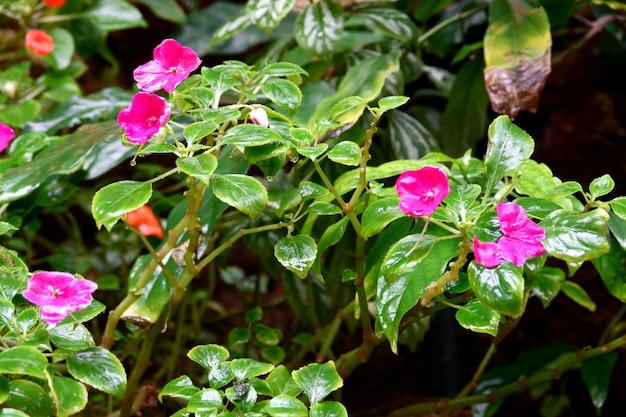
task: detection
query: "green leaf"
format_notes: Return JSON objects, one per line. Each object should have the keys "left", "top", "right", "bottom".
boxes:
{"left": 266, "top": 365, "right": 302, "bottom": 397}
{"left": 592, "top": 236, "right": 626, "bottom": 302}
{"left": 299, "top": 181, "right": 329, "bottom": 200}
{"left": 0, "top": 409, "right": 30, "bottom": 416}
{"left": 468, "top": 261, "right": 525, "bottom": 317}
{"left": 246, "top": 0, "right": 295, "bottom": 33}
{"left": 47, "top": 374, "right": 88, "bottom": 417}
{"left": 0, "top": 100, "right": 40, "bottom": 127}
{"left": 83, "top": 0, "right": 147, "bottom": 31}
{"left": 15, "top": 308, "right": 38, "bottom": 334}
{"left": 262, "top": 78, "right": 301, "bottom": 115}
{"left": 230, "top": 358, "right": 274, "bottom": 380}
{"left": 378, "top": 96, "right": 409, "bottom": 113}
{"left": 206, "top": 10, "right": 253, "bottom": 50}
{"left": 176, "top": 154, "right": 218, "bottom": 185}
{"left": 92, "top": 180, "right": 152, "bottom": 231}
{"left": 0, "top": 248, "right": 30, "bottom": 301}
{"left": 610, "top": 196, "right": 626, "bottom": 220}
{"left": 5, "top": 380, "right": 54, "bottom": 417}
{"left": 292, "top": 361, "right": 343, "bottom": 405}
{"left": 484, "top": 115, "right": 534, "bottom": 197}
{"left": 361, "top": 197, "right": 405, "bottom": 238}
{"left": 186, "top": 388, "right": 225, "bottom": 413}
{"left": 184, "top": 120, "right": 218, "bottom": 143}
{"left": 441, "top": 57, "right": 489, "bottom": 156}
{"left": 328, "top": 141, "right": 361, "bottom": 166}
{"left": 212, "top": 174, "right": 267, "bottom": 218}
{"left": 0, "top": 346, "right": 47, "bottom": 379}
{"left": 542, "top": 209, "right": 610, "bottom": 263}
{"left": 455, "top": 298, "right": 500, "bottom": 336}
{"left": 222, "top": 124, "right": 283, "bottom": 147}
{"left": 313, "top": 216, "right": 350, "bottom": 282}
{"left": 265, "top": 394, "right": 308, "bottom": 417}
{"left": 560, "top": 280, "right": 596, "bottom": 312}
{"left": 66, "top": 347, "right": 127, "bottom": 399}
{"left": 187, "top": 345, "right": 234, "bottom": 389}
{"left": 590, "top": 174, "right": 615, "bottom": 199}
{"left": 446, "top": 184, "right": 482, "bottom": 224}
{"left": 580, "top": 351, "right": 618, "bottom": 415}
{"left": 297, "top": 144, "right": 328, "bottom": 161}
{"left": 348, "top": 5, "right": 417, "bottom": 42}
{"left": 261, "top": 62, "right": 308, "bottom": 77}
{"left": 377, "top": 234, "right": 460, "bottom": 351}
{"left": 329, "top": 96, "right": 366, "bottom": 126}
{"left": 294, "top": 0, "right": 344, "bottom": 55}
{"left": 49, "top": 323, "right": 95, "bottom": 351}
{"left": 253, "top": 323, "right": 280, "bottom": 346}
{"left": 530, "top": 267, "right": 564, "bottom": 308}
{"left": 132, "top": 0, "right": 186, "bottom": 24}
{"left": 47, "top": 28, "right": 74, "bottom": 71}
{"left": 385, "top": 110, "right": 438, "bottom": 160}
{"left": 274, "top": 235, "right": 317, "bottom": 278}
{"left": 310, "top": 401, "right": 348, "bottom": 417}
{"left": 158, "top": 375, "right": 199, "bottom": 402}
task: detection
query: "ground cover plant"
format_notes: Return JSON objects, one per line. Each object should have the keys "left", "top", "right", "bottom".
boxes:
{"left": 1, "top": 0, "right": 626, "bottom": 416}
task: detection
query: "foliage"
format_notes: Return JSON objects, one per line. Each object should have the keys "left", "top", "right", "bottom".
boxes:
{"left": 0, "top": 0, "right": 625, "bottom": 416}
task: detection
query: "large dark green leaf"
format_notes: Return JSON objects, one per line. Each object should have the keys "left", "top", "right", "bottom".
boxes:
{"left": 581, "top": 351, "right": 618, "bottom": 415}
{"left": 0, "top": 121, "right": 123, "bottom": 204}
{"left": 66, "top": 347, "right": 127, "bottom": 399}
{"left": 83, "top": 0, "right": 147, "bottom": 31}
{"left": 542, "top": 209, "right": 610, "bottom": 263}
{"left": 385, "top": 110, "right": 438, "bottom": 160}
{"left": 132, "top": 0, "right": 185, "bottom": 24}
{"left": 377, "top": 234, "right": 460, "bottom": 352}
{"left": 5, "top": 380, "right": 55, "bottom": 417}
{"left": 0, "top": 347, "right": 47, "bottom": 379}
{"left": 468, "top": 261, "right": 525, "bottom": 317}
{"left": 592, "top": 236, "right": 626, "bottom": 302}
{"left": 294, "top": 0, "right": 344, "bottom": 55}
{"left": 347, "top": 5, "right": 417, "bottom": 42}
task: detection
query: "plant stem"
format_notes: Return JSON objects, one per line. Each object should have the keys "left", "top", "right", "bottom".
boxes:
{"left": 417, "top": 3, "right": 489, "bottom": 46}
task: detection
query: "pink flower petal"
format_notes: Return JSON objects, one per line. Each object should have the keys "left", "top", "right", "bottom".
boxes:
{"left": 134, "top": 39, "right": 200, "bottom": 93}
{"left": 497, "top": 202, "right": 530, "bottom": 234}
{"left": 499, "top": 236, "right": 545, "bottom": 267}
{"left": 118, "top": 92, "right": 171, "bottom": 145}
{"left": 0, "top": 123, "right": 16, "bottom": 153}
{"left": 473, "top": 236, "right": 503, "bottom": 268}
{"left": 396, "top": 166, "right": 450, "bottom": 218}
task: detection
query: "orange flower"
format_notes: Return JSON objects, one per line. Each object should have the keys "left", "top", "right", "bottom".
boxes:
{"left": 126, "top": 205, "right": 164, "bottom": 239}
{"left": 25, "top": 29, "right": 54, "bottom": 56}
{"left": 43, "top": 0, "right": 66, "bottom": 7}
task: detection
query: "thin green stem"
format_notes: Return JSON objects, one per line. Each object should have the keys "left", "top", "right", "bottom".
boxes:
{"left": 417, "top": 3, "right": 489, "bottom": 46}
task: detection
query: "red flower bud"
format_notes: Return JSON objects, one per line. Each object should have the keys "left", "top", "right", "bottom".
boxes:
{"left": 25, "top": 29, "right": 54, "bottom": 57}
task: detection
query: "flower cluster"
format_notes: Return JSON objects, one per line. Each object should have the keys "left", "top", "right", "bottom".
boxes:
{"left": 126, "top": 204, "right": 164, "bottom": 239}
{"left": 396, "top": 166, "right": 450, "bottom": 218}
{"left": 22, "top": 271, "right": 98, "bottom": 324}
{"left": 25, "top": 29, "right": 54, "bottom": 57}
{"left": 118, "top": 39, "right": 200, "bottom": 145}
{"left": 473, "top": 202, "right": 546, "bottom": 268}
{"left": 0, "top": 122, "right": 16, "bottom": 152}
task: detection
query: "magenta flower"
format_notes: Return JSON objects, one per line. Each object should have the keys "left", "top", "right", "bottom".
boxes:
{"left": 22, "top": 272, "right": 98, "bottom": 324}
{"left": 474, "top": 202, "right": 546, "bottom": 268}
{"left": 0, "top": 122, "right": 16, "bottom": 152}
{"left": 396, "top": 166, "right": 450, "bottom": 217}
{"left": 118, "top": 92, "right": 171, "bottom": 145}
{"left": 249, "top": 108, "right": 269, "bottom": 127}
{"left": 133, "top": 38, "right": 201, "bottom": 93}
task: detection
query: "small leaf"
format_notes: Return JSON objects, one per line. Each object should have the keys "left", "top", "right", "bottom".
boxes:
{"left": 265, "top": 394, "right": 308, "bottom": 417}
{"left": 261, "top": 62, "right": 308, "bottom": 77}
{"left": 266, "top": 365, "right": 302, "bottom": 397}
{"left": 274, "top": 235, "right": 317, "bottom": 278}
{"left": 378, "top": 96, "right": 409, "bottom": 113}
{"left": 176, "top": 154, "right": 218, "bottom": 185}
{"left": 560, "top": 280, "right": 596, "bottom": 312}
{"left": 83, "top": 0, "right": 147, "bottom": 31}
{"left": 361, "top": 197, "right": 405, "bottom": 238}
{"left": 92, "top": 180, "right": 152, "bottom": 231}
{"left": 580, "top": 351, "right": 618, "bottom": 414}
{"left": 292, "top": 361, "right": 343, "bottom": 405}
{"left": 0, "top": 346, "right": 47, "bottom": 379}
{"left": 455, "top": 298, "right": 500, "bottom": 336}
{"left": 329, "top": 96, "right": 366, "bottom": 126}
{"left": 530, "top": 267, "right": 564, "bottom": 308}
{"left": 468, "top": 261, "right": 525, "bottom": 317}
{"left": 230, "top": 358, "right": 274, "bottom": 380}
{"left": 262, "top": 78, "right": 302, "bottom": 115}
{"left": 186, "top": 388, "right": 225, "bottom": 413}
{"left": 297, "top": 143, "right": 328, "bottom": 161}
{"left": 212, "top": 174, "right": 268, "bottom": 218}
{"left": 66, "top": 347, "right": 127, "bottom": 399}
{"left": 610, "top": 196, "right": 626, "bottom": 220}
{"left": 47, "top": 28, "right": 74, "bottom": 71}
{"left": 222, "top": 124, "right": 283, "bottom": 147}
{"left": 184, "top": 120, "right": 218, "bottom": 143}
{"left": 589, "top": 174, "right": 615, "bottom": 199}
{"left": 313, "top": 216, "right": 350, "bottom": 281}
{"left": 188, "top": 344, "right": 230, "bottom": 371}
{"left": 328, "top": 141, "right": 361, "bottom": 166}
{"left": 310, "top": 401, "right": 349, "bottom": 417}
{"left": 158, "top": 376, "right": 200, "bottom": 402}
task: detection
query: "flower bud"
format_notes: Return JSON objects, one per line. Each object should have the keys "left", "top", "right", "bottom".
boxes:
{"left": 250, "top": 108, "right": 269, "bottom": 127}
{"left": 25, "top": 29, "right": 54, "bottom": 57}
{"left": 3, "top": 81, "right": 17, "bottom": 99}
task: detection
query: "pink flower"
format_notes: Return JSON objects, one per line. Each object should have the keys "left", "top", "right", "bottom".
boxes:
{"left": 250, "top": 108, "right": 269, "bottom": 127}
{"left": 0, "top": 122, "right": 16, "bottom": 152}
{"left": 118, "top": 92, "right": 171, "bottom": 145}
{"left": 474, "top": 202, "right": 546, "bottom": 268}
{"left": 22, "top": 272, "right": 98, "bottom": 324}
{"left": 25, "top": 29, "right": 54, "bottom": 57}
{"left": 133, "top": 39, "right": 201, "bottom": 93}
{"left": 396, "top": 167, "right": 450, "bottom": 217}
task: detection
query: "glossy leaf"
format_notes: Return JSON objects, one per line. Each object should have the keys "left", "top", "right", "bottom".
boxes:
{"left": 294, "top": 0, "right": 344, "bottom": 55}
{"left": 328, "top": 141, "right": 361, "bottom": 166}
{"left": 158, "top": 376, "right": 199, "bottom": 402}
{"left": 0, "top": 409, "right": 29, "bottom": 417}
{"left": 581, "top": 351, "right": 618, "bottom": 414}
{"left": 188, "top": 345, "right": 234, "bottom": 389}
{"left": 47, "top": 28, "right": 74, "bottom": 71}
{"left": 66, "top": 347, "right": 127, "bottom": 399}
{"left": 310, "top": 401, "right": 349, "bottom": 417}
{"left": 468, "top": 261, "right": 525, "bottom": 317}
{"left": 183, "top": 120, "right": 218, "bottom": 143}
{"left": 377, "top": 234, "right": 460, "bottom": 351}
{"left": 132, "top": 0, "right": 186, "bottom": 24}
{"left": 83, "top": 0, "right": 147, "bottom": 31}
{"left": 361, "top": 197, "right": 405, "bottom": 238}
{"left": 530, "top": 267, "right": 564, "bottom": 308}
{"left": 266, "top": 365, "right": 302, "bottom": 397}
{"left": 222, "top": 124, "right": 283, "bottom": 147}
{"left": 313, "top": 216, "right": 350, "bottom": 281}
{"left": 212, "top": 174, "right": 267, "bottom": 218}
{"left": 186, "top": 388, "right": 224, "bottom": 413}
{"left": 484, "top": 115, "right": 534, "bottom": 197}
{"left": 542, "top": 209, "right": 610, "bottom": 263}
{"left": 5, "top": 380, "right": 54, "bottom": 417}
{"left": 592, "top": 236, "right": 626, "bottom": 302}
{"left": 385, "top": 110, "right": 439, "bottom": 160}
{"left": 610, "top": 196, "right": 626, "bottom": 220}
{"left": 230, "top": 358, "right": 274, "bottom": 380}
{"left": 265, "top": 394, "right": 308, "bottom": 417}
{"left": 176, "top": 154, "right": 218, "bottom": 185}
{"left": 590, "top": 174, "right": 615, "bottom": 198}
{"left": 92, "top": 180, "right": 152, "bottom": 231}
{"left": 297, "top": 144, "right": 328, "bottom": 161}
{"left": 348, "top": 5, "right": 417, "bottom": 42}
{"left": 455, "top": 298, "right": 500, "bottom": 336}
{"left": 292, "top": 361, "right": 343, "bottom": 405}
{"left": 560, "top": 280, "right": 596, "bottom": 312}
{"left": 299, "top": 181, "right": 329, "bottom": 200}
{"left": 246, "top": 0, "right": 295, "bottom": 33}
{"left": 261, "top": 62, "right": 309, "bottom": 77}
{"left": 262, "top": 78, "right": 302, "bottom": 115}
{"left": 0, "top": 346, "right": 47, "bottom": 379}
{"left": 329, "top": 96, "right": 366, "bottom": 126}
{"left": 49, "top": 323, "right": 95, "bottom": 351}
{"left": 47, "top": 374, "right": 88, "bottom": 417}
{"left": 274, "top": 235, "right": 317, "bottom": 278}
{"left": 446, "top": 184, "right": 482, "bottom": 224}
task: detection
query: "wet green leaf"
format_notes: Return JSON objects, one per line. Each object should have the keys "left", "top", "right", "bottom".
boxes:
{"left": 581, "top": 351, "right": 617, "bottom": 414}
{"left": 377, "top": 96, "right": 409, "bottom": 113}
{"left": 184, "top": 120, "right": 218, "bottom": 143}
{"left": 49, "top": 323, "right": 95, "bottom": 351}
{"left": 294, "top": 0, "right": 344, "bottom": 55}
{"left": 5, "top": 380, "right": 54, "bottom": 417}
{"left": 468, "top": 261, "right": 525, "bottom": 317}
{"left": 292, "top": 361, "right": 343, "bottom": 405}
{"left": 590, "top": 174, "right": 615, "bottom": 198}
{"left": 274, "top": 235, "right": 317, "bottom": 278}
{"left": 310, "top": 401, "right": 348, "bottom": 417}
{"left": 455, "top": 298, "right": 500, "bottom": 336}
{"left": 222, "top": 124, "right": 283, "bottom": 147}
{"left": 297, "top": 144, "right": 328, "bottom": 161}
{"left": 313, "top": 216, "right": 350, "bottom": 281}
{"left": 361, "top": 197, "right": 405, "bottom": 239}
{"left": 230, "top": 358, "right": 274, "bottom": 380}
{"left": 265, "top": 394, "right": 308, "bottom": 417}
{"left": 262, "top": 78, "right": 301, "bottom": 115}
{"left": 212, "top": 174, "right": 267, "bottom": 218}
{"left": 0, "top": 346, "right": 47, "bottom": 379}
{"left": 328, "top": 141, "right": 361, "bottom": 166}
{"left": 158, "top": 375, "right": 199, "bottom": 402}
{"left": 266, "top": 365, "right": 302, "bottom": 397}
{"left": 66, "top": 347, "right": 127, "bottom": 399}
{"left": 47, "top": 373, "right": 88, "bottom": 417}
{"left": 92, "top": 180, "right": 152, "bottom": 231}
{"left": 83, "top": 0, "right": 147, "bottom": 31}
{"left": 176, "top": 154, "right": 218, "bottom": 185}
{"left": 186, "top": 388, "right": 224, "bottom": 413}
